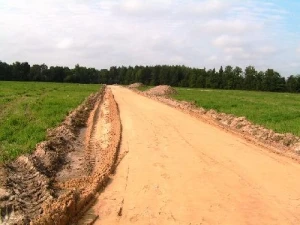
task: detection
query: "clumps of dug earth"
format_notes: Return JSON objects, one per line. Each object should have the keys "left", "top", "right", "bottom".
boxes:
{"left": 0, "top": 89, "right": 103, "bottom": 224}
{"left": 32, "top": 88, "right": 121, "bottom": 225}
{"left": 206, "top": 110, "right": 300, "bottom": 151}
{"left": 128, "top": 83, "right": 143, "bottom": 88}
{"left": 135, "top": 88, "right": 300, "bottom": 157}
{"left": 0, "top": 86, "right": 122, "bottom": 225}
{"left": 0, "top": 90, "right": 101, "bottom": 225}
{"left": 145, "top": 85, "right": 177, "bottom": 96}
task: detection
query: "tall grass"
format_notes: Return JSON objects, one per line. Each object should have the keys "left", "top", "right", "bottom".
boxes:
{"left": 172, "top": 88, "right": 300, "bottom": 136}
{"left": 0, "top": 81, "right": 101, "bottom": 162}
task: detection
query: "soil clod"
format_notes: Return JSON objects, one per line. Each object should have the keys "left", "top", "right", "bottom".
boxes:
{"left": 145, "top": 85, "right": 177, "bottom": 96}
{"left": 0, "top": 86, "right": 122, "bottom": 225}
{"left": 128, "top": 83, "right": 143, "bottom": 88}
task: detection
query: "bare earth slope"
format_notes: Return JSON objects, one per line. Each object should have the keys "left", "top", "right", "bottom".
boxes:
{"left": 84, "top": 86, "right": 300, "bottom": 225}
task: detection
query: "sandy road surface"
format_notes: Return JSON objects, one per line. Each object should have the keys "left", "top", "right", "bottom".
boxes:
{"left": 85, "top": 86, "right": 300, "bottom": 225}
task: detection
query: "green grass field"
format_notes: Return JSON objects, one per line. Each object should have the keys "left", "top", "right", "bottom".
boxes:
{"left": 172, "top": 88, "right": 300, "bottom": 136}
{"left": 0, "top": 81, "right": 101, "bottom": 162}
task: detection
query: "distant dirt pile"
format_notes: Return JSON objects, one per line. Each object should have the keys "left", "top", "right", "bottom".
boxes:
{"left": 128, "top": 83, "right": 143, "bottom": 88}
{"left": 145, "top": 85, "right": 177, "bottom": 96}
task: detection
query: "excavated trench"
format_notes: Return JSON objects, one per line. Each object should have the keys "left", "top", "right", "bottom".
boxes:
{"left": 0, "top": 86, "right": 121, "bottom": 225}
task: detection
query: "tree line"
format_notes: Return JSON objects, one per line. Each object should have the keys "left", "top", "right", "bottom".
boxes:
{"left": 1, "top": 61, "right": 300, "bottom": 93}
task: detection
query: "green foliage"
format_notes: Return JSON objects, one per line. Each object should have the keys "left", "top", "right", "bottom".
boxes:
{"left": 172, "top": 88, "right": 300, "bottom": 136}
{"left": 137, "top": 86, "right": 152, "bottom": 91}
{"left": 1, "top": 60, "right": 300, "bottom": 93}
{"left": 0, "top": 81, "right": 100, "bottom": 162}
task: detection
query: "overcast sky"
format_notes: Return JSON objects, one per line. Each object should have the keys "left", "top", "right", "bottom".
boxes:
{"left": 1, "top": 0, "right": 300, "bottom": 76}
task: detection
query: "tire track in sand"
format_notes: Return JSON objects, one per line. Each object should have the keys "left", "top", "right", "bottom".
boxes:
{"left": 82, "top": 86, "right": 300, "bottom": 225}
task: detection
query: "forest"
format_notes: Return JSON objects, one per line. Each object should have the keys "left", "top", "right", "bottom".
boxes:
{"left": 1, "top": 61, "right": 300, "bottom": 93}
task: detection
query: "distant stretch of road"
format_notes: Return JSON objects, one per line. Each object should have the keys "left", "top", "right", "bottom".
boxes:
{"left": 87, "top": 86, "right": 300, "bottom": 225}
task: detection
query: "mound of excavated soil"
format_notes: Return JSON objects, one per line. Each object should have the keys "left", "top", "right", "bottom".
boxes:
{"left": 128, "top": 83, "right": 143, "bottom": 88}
{"left": 145, "top": 85, "right": 177, "bottom": 96}
{"left": 136, "top": 90, "right": 300, "bottom": 157}
{"left": 0, "top": 89, "right": 104, "bottom": 224}
{"left": 0, "top": 86, "right": 122, "bottom": 225}
{"left": 32, "top": 88, "right": 121, "bottom": 225}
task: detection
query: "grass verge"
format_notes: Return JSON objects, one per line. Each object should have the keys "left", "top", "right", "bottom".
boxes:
{"left": 0, "top": 81, "right": 101, "bottom": 162}
{"left": 172, "top": 88, "right": 300, "bottom": 136}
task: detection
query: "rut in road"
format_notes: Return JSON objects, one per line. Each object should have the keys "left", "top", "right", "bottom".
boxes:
{"left": 80, "top": 86, "right": 300, "bottom": 225}
{"left": 31, "top": 87, "right": 121, "bottom": 225}
{"left": 0, "top": 87, "right": 122, "bottom": 225}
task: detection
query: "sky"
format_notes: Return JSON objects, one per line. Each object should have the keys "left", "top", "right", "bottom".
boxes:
{"left": 0, "top": 0, "right": 300, "bottom": 76}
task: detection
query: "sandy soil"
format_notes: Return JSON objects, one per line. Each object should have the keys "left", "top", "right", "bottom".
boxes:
{"left": 145, "top": 85, "right": 177, "bottom": 95}
{"left": 84, "top": 86, "right": 300, "bottom": 225}
{"left": 134, "top": 87, "right": 300, "bottom": 157}
{"left": 128, "top": 83, "right": 143, "bottom": 88}
{"left": 0, "top": 87, "right": 122, "bottom": 225}
{"left": 32, "top": 88, "right": 121, "bottom": 225}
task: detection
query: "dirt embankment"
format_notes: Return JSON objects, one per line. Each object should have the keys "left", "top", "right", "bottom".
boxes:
{"left": 132, "top": 87, "right": 300, "bottom": 159}
{"left": 128, "top": 83, "right": 143, "bottom": 88}
{"left": 144, "top": 85, "right": 177, "bottom": 96}
{"left": 0, "top": 86, "right": 122, "bottom": 225}
{"left": 87, "top": 86, "right": 300, "bottom": 225}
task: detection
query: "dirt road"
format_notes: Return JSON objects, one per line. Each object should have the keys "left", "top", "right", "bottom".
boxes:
{"left": 82, "top": 86, "right": 300, "bottom": 225}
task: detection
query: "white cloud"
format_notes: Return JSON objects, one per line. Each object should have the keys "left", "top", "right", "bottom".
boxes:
{"left": 257, "top": 46, "right": 277, "bottom": 54}
{"left": 201, "top": 19, "right": 262, "bottom": 34}
{"left": 0, "top": 0, "right": 299, "bottom": 76}
{"left": 208, "top": 55, "right": 218, "bottom": 61}
{"left": 289, "top": 62, "right": 300, "bottom": 68}
{"left": 224, "top": 47, "right": 244, "bottom": 54}
{"left": 56, "top": 38, "right": 73, "bottom": 49}
{"left": 212, "top": 35, "right": 244, "bottom": 47}
{"left": 113, "top": 0, "right": 172, "bottom": 17}
{"left": 180, "top": 0, "right": 231, "bottom": 15}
